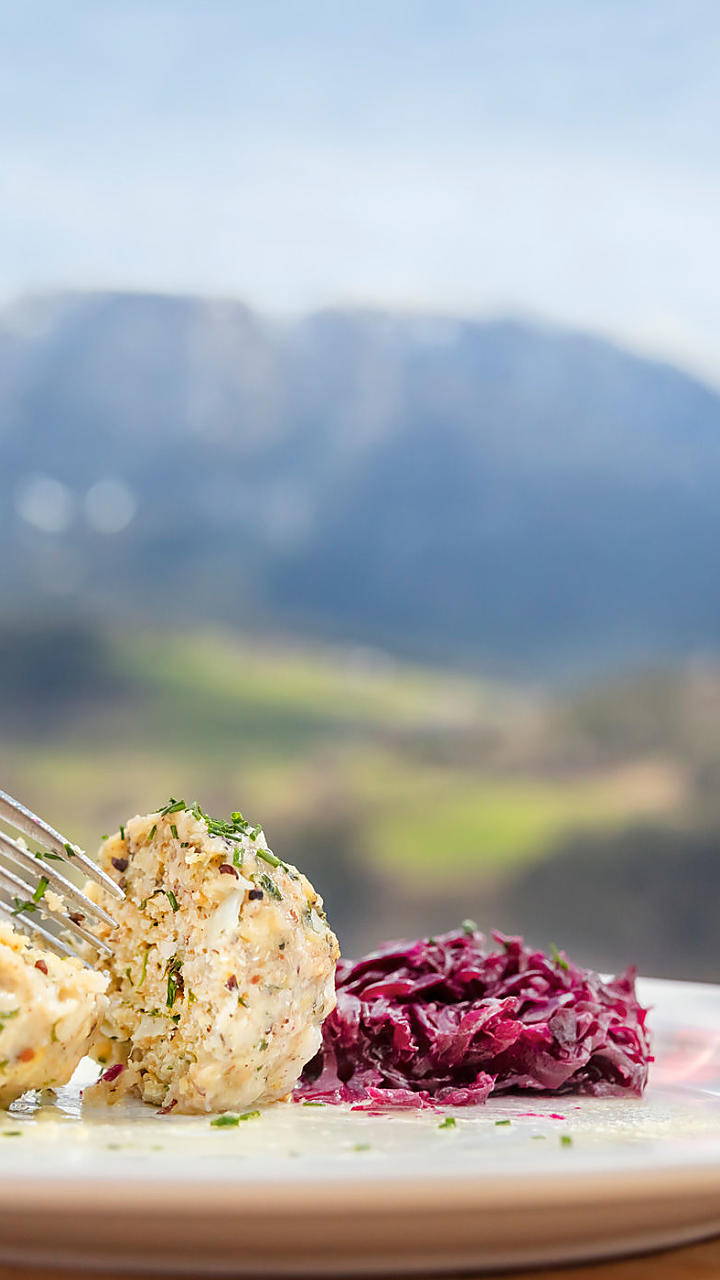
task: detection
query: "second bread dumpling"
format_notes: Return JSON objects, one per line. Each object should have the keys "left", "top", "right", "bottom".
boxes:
{"left": 86, "top": 803, "right": 340, "bottom": 1114}
{"left": 0, "top": 923, "right": 107, "bottom": 1106}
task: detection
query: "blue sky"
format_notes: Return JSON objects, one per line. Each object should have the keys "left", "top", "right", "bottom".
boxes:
{"left": 2, "top": 1, "right": 720, "bottom": 380}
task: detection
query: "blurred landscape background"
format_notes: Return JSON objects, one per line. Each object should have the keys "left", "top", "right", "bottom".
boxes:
{"left": 2, "top": 2, "right": 720, "bottom": 978}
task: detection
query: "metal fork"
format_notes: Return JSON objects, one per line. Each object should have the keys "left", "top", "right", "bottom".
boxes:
{"left": 0, "top": 789, "right": 122, "bottom": 959}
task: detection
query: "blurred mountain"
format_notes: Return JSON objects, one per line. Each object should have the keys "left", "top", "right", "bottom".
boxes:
{"left": 2, "top": 290, "right": 720, "bottom": 678}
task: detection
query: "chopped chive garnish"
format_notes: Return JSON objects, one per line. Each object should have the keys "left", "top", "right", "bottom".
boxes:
{"left": 165, "top": 890, "right": 180, "bottom": 912}
{"left": 210, "top": 1110, "right": 261, "bottom": 1127}
{"left": 165, "top": 957, "right": 183, "bottom": 1008}
{"left": 170, "top": 824, "right": 179, "bottom": 840}
{"left": 159, "top": 799, "right": 186, "bottom": 816}
{"left": 32, "top": 875, "right": 48, "bottom": 906}
{"left": 172, "top": 802, "right": 259, "bottom": 856}
{"left": 560, "top": 1134, "right": 573, "bottom": 1147}
{"left": 550, "top": 943, "right": 570, "bottom": 971}
{"left": 32, "top": 876, "right": 49, "bottom": 903}
{"left": 0, "top": 1010, "right": 20, "bottom": 1026}
{"left": 302, "top": 1100, "right": 325, "bottom": 1106}
{"left": 35, "top": 850, "right": 62, "bottom": 861}
{"left": 148, "top": 824, "right": 157, "bottom": 842}
{"left": 63, "top": 842, "right": 76, "bottom": 858}
{"left": 353, "top": 1143, "right": 371, "bottom": 1152}
{"left": 2, "top": 1130, "right": 22, "bottom": 1137}
{"left": 232, "top": 846, "right": 244, "bottom": 869}
{"left": 119, "top": 826, "right": 125, "bottom": 842}
{"left": 11, "top": 898, "right": 37, "bottom": 916}
{"left": 256, "top": 847, "right": 283, "bottom": 869}
{"left": 139, "top": 949, "right": 149, "bottom": 988}
{"left": 258, "top": 873, "right": 282, "bottom": 901}
{"left": 438, "top": 1116, "right": 457, "bottom": 1129}
{"left": 207, "top": 816, "right": 249, "bottom": 841}
{"left": 495, "top": 1119, "right": 512, "bottom": 1127}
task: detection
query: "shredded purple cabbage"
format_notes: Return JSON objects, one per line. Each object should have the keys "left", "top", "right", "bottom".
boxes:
{"left": 295, "top": 928, "right": 651, "bottom": 1109}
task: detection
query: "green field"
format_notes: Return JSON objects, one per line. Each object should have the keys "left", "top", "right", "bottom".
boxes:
{"left": 0, "top": 627, "right": 687, "bottom": 888}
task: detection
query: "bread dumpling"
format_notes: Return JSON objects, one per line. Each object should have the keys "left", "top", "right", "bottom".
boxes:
{"left": 86, "top": 802, "right": 339, "bottom": 1114}
{"left": 0, "top": 923, "right": 108, "bottom": 1106}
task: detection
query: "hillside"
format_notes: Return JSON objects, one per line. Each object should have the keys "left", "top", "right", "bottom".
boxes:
{"left": 1, "top": 619, "right": 717, "bottom": 975}
{"left": 3, "top": 292, "right": 720, "bottom": 677}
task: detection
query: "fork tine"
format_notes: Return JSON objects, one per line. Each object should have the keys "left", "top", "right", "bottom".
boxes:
{"left": 0, "top": 788, "right": 122, "bottom": 901}
{"left": 0, "top": 862, "right": 113, "bottom": 956}
{"left": 0, "top": 897, "right": 79, "bottom": 960}
{"left": 0, "top": 832, "right": 117, "bottom": 929}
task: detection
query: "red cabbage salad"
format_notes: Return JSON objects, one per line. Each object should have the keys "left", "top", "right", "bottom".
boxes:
{"left": 295, "top": 926, "right": 651, "bottom": 1109}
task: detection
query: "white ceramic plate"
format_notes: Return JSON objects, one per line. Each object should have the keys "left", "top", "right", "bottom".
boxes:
{"left": 0, "top": 976, "right": 718, "bottom": 1275}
